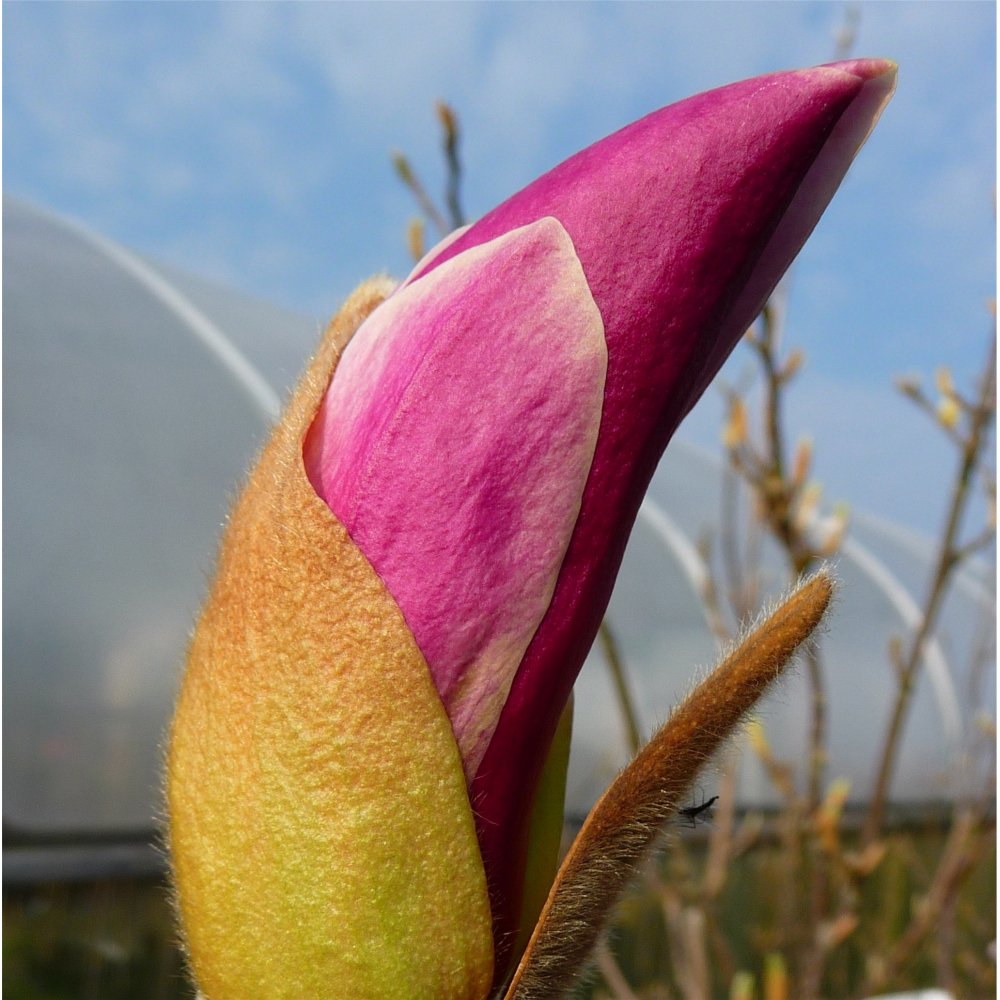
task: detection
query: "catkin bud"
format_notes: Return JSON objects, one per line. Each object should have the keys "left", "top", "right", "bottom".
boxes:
{"left": 782, "top": 347, "right": 805, "bottom": 382}
{"left": 937, "top": 396, "right": 960, "bottom": 429}
{"left": 391, "top": 151, "right": 414, "bottom": 185}
{"left": 436, "top": 101, "right": 459, "bottom": 147}
{"left": 407, "top": 218, "right": 426, "bottom": 263}
{"left": 792, "top": 437, "right": 813, "bottom": 487}
{"left": 723, "top": 397, "right": 749, "bottom": 449}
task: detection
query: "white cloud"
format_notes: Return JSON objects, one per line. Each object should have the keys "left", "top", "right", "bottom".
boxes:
{"left": 283, "top": 3, "right": 487, "bottom": 126}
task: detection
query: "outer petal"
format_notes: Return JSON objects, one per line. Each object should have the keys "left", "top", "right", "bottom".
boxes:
{"left": 305, "top": 218, "right": 607, "bottom": 779}
{"left": 411, "top": 59, "right": 896, "bottom": 970}
{"left": 168, "top": 281, "right": 494, "bottom": 1000}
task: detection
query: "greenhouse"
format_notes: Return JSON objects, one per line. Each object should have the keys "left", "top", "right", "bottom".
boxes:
{"left": 5, "top": 197, "right": 992, "bottom": 882}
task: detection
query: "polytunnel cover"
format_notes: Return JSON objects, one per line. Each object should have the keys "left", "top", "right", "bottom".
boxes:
{"left": 3, "top": 198, "right": 321, "bottom": 835}
{"left": 3, "top": 197, "right": 994, "bottom": 849}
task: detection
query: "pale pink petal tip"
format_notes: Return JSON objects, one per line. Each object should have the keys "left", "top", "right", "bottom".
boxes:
{"left": 305, "top": 218, "right": 607, "bottom": 778}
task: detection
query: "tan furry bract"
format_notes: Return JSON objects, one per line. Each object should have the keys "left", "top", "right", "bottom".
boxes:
{"left": 167, "top": 279, "right": 494, "bottom": 1000}
{"left": 505, "top": 571, "right": 835, "bottom": 1000}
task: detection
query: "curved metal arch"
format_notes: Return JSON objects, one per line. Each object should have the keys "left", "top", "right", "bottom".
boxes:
{"left": 33, "top": 204, "right": 282, "bottom": 423}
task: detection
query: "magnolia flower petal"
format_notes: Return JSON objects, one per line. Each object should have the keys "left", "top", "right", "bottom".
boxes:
{"left": 168, "top": 281, "right": 494, "bottom": 1000}
{"left": 305, "top": 218, "right": 607, "bottom": 778}
{"left": 408, "top": 59, "right": 896, "bottom": 973}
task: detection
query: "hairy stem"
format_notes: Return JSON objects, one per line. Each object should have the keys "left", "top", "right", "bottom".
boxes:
{"left": 506, "top": 572, "right": 834, "bottom": 1000}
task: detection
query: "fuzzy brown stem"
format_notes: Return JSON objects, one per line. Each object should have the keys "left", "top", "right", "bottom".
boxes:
{"left": 505, "top": 572, "right": 835, "bottom": 1000}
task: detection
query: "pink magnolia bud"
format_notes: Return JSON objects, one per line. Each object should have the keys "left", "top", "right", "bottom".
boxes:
{"left": 305, "top": 58, "right": 896, "bottom": 977}
{"left": 170, "top": 59, "right": 896, "bottom": 999}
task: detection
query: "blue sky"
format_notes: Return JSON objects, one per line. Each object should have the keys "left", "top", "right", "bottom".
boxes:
{"left": 4, "top": 1, "right": 996, "bottom": 537}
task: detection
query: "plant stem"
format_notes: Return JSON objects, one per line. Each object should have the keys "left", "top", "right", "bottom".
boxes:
{"left": 863, "top": 331, "right": 996, "bottom": 844}
{"left": 436, "top": 101, "right": 466, "bottom": 229}
{"left": 599, "top": 619, "right": 643, "bottom": 757}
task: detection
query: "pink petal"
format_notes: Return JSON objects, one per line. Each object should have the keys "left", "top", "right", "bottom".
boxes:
{"left": 405, "top": 59, "right": 895, "bottom": 972}
{"left": 305, "top": 217, "right": 607, "bottom": 778}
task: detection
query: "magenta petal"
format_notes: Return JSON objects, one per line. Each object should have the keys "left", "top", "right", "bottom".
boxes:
{"left": 305, "top": 218, "right": 607, "bottom": 778}
{"left": 406, "top": 59, "right": 895, "bottom": 970}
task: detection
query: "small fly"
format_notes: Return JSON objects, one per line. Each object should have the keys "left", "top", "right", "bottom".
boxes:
{"left": 677, "top": 793, "right": 719, "bottom": 829}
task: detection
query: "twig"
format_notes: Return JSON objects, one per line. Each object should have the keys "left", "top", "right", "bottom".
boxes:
{"left": 436, "top": 101, "right": 466, "bottom": 229}
{"left": 863, "top": 327, "right": 996, "bottom": 843}
{"left": 832, "top": 3, "right": 861, "bottom": 61}
{"left": 391, "top": 100, "right": 466, "bottom": 241}
{"left": 594, "top": 940, "right": 642, "bottom": 1000}
{"left": 696, "top": 534, "right": 737, "bottom": 646}
{"left": 861, "top": 810, "right": 996, "bottom": 994}
{"left": 390, "top": 151, "right": 449, "bottom": 237}
{"left": 662, "top": 887, "right": 710, "bottom": 1000}
{"left": 599, "top": 619, "right": 644, "bottom": 757}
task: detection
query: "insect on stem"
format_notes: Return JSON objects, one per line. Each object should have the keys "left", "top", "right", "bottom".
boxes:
{"left": 677, "top": 794, "right": 719, "bottom": 829}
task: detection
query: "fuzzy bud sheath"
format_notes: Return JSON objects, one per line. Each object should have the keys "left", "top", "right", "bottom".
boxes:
{"left": 167, "top": 60, "right": 895, "bottom": 1000}
{"left": 168, "top": 281, "right": 495, "bottom": 1000}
